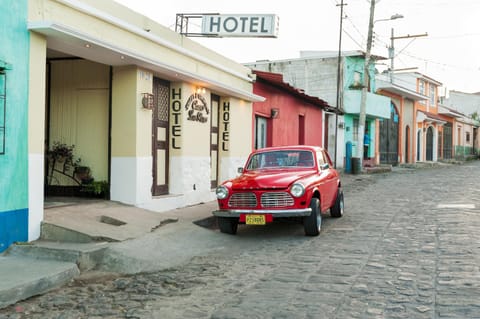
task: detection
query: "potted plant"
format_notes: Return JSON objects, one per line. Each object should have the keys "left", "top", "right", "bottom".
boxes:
{"left": 72, "top": 157, "right": 93, "bottom": 183}
{"left": 47, "top": 142, "right": 75, "bottom": 163}
{"left": 81, "top": 180, "right": 109, "bottom": 199}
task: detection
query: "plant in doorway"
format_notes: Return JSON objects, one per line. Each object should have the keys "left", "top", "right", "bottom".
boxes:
{"left": 81, "top": 180, "right": 109, "bottom": 199}
{"left": 73, "top": 158, "right": 93, "bottom": 184}
{"left": 47, "top": 142, "right": 75, "bottom": 163}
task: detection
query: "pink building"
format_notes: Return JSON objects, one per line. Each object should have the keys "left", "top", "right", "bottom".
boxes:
{"left": 251, "top": 70, "right": 338, "bottom": 150}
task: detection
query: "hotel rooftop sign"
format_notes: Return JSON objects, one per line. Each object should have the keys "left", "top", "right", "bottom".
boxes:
{"left": 176, "top": 14, "right": 279, "bottom": 38}
{"left": 202, "top": 14, "right": 279, "bottom": 38}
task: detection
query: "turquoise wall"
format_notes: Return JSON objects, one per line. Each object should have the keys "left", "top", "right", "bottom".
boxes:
{"left": 0, "top": 0, "right": 29, "bottom": 252}
{"left": 344, "top": 115, "right": 375, "bottom": 158}
{"left": 344, "top": 56, "right": 377, "bottom": 92}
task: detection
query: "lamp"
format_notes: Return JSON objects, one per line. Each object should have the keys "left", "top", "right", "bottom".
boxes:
{"left": 196, "top": 87, "right": 206, "bottom": 94}
{"left": 141, "top": 93, "right": 154, "bottom": 109}
{"left": 374, "top": 13, "right": 404, "bottom": 24}
{"left": 271, "top": 108, "right": 279, "bottom": 119}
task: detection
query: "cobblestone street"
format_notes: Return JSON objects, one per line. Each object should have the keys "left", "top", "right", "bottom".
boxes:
{"left": 1, "top": 162, "right": 480, "bottom": 319}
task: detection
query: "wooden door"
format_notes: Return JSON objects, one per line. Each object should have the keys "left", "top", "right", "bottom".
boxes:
{"left": 210, "top": 94, "right": 220, "bottom": 189}
{"left": 152, "top": 78, "right": 169, "bottom": 195}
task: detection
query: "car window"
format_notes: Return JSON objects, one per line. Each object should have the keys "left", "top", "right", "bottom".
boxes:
{"left": 322, "top": 150, "right": 334, "bottom": 167}
{"left": 246, "top": 150, "right": 315, "bottom": 169}
{"left": 317, "top": 152, "right": 325, "bottom": 166}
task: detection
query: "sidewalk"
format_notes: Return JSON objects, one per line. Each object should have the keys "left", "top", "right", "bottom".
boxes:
{"left": 0, "top": 200, "right": 224, "bottom": 309}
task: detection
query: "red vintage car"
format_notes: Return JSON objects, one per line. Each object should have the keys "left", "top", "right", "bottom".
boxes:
{"left": 212, "top": 145, "right": 343, "bottom": 236}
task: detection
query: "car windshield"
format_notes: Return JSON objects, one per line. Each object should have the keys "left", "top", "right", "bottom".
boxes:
{"left": 246, "top": 150, "right": 315, "bottom": 170}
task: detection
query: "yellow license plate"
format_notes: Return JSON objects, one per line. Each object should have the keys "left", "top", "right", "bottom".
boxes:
{"left": 246, "top": 214, "right": 266, "bottom": 225}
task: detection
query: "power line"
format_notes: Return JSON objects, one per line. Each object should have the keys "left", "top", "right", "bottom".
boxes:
{"left": 343, "top": 29, "right": 365, "bottom": 50}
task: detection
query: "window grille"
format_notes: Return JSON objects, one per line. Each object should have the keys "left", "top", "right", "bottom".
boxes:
{"left": 0, "top": 69, "right": 6, "bottom": 155}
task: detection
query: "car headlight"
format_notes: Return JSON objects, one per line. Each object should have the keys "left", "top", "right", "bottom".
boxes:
{"left": 216, "top": 185, "right": 229, "bottom": 199}
{"left": 290, "top": 183, "right": 305, "bottom": 198}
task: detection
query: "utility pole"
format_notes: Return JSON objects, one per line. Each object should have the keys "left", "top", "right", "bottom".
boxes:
{"left": 389, "top": 30, "right": 428, "bottom": 83}
{"left": 357, "top": 0, "right": 376, "bottom": 168}
{"left": 334, "top": 0, "right": 346, "bottom": 168}
{"left": 389, "top": 28, "right": 395, "bottom": 82}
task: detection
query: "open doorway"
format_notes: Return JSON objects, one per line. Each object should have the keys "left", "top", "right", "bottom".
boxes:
{"left": 45, "top": 59, "right": 110, "bottom": 201}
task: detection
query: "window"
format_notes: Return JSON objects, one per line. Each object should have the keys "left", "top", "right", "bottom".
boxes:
{"left": 317, "top": 151, "right": 326, "bottom": 166}
{"left": 466, "top": 132, "right": 470, "bottom": 143}
{"left": 352, "top": 71, "right": 362, "bottom": 87}
{"left": 419, "top": 80, "right": 425, "bottom": 95}
{"left": 353, "top": 119, "right": 359, "bottom": 142}
{"left": 298, "top": 115, "right": 305, "bottom": 145}
{"left": 0, "top": 69, "right": 5, "bottom": 155}
{"left": 419, "top": 80, "right": 426, "bottom": 105}
{"left": 429, "top": 84, "right": 436, "bottom": 106}
{"left": 246, "top": 150, "right": 314, "bottom": 169}
{"left": 254, "top": 115, "right": 267, "bottom": 149}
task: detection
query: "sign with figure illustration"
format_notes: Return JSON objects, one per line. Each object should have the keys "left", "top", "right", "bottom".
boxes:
{"left": 185, "top": 93, "right": 209, "bottom": 123}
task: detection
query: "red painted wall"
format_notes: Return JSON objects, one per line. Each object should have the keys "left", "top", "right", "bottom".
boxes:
{"left": 253, "top": 81, "right": 323, "bottom": 149}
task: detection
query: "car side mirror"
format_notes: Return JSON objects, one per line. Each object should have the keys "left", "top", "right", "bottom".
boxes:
{"left": 320, "top": 163, "right": 330, "bottom": 170}
{"left": 237, "top": 167, "right": 244, "bottom": 174}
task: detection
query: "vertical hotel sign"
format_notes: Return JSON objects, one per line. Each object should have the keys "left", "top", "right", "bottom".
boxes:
{"left": 201, "top": 14, "right": 279, "bottom": 38}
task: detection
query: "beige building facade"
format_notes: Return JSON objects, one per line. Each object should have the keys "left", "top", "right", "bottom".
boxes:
{"left": 28, "top": 0, "right": 262, "bottom": 240}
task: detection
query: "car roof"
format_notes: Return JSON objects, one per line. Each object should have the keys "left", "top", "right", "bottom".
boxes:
{"left": 253, "top": 145, "right": 324, "bottom": 153}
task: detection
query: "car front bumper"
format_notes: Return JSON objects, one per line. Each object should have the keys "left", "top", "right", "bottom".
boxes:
{"left": 212, "top": 208, "right": 312, "bottom": 218}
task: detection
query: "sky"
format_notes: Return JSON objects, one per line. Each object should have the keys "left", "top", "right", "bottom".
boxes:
{"left": 114, "top": 0, "right": 480, "bottom": 94}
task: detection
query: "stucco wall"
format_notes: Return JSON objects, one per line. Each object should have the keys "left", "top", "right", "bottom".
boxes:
{"left": 218, "top": 97, "right": 252, "bottom": 182}
{"left": 253, "top": 80, "right": 324, "bottom": 147}
{"left": 246, "top": 58, "right": 338, "bottom": 107}
{"left": 28, "top": 31, "right": 47, "bottom": 242}
{"left": 0, "top": 0, "right": 29, "bottom": 252}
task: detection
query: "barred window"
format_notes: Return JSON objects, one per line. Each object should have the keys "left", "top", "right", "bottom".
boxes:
{"left": 353, "top": 119, "right": 359, "bottom": 142}
{"left": 0, "top": 69, "right": 6, "bottom": 155}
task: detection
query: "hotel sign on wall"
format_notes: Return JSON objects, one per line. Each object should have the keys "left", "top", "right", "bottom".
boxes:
{"left": 201, "top": 14, "right": 279, "bottom": 38}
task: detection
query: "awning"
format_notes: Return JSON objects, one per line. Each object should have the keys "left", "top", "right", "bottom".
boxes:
{"left": 376, "top": 79, "right": 428, "bottom": 101}
{"left": 417, "top": 111, "right": 447, "bottom": 125}
{"left": 29, "top": 12, "right": 265, "bottom": 103}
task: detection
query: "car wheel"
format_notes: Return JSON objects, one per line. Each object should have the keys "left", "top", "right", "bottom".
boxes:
{"left": 217, "top": 217, "right": 238, "bottom": 235}
{"left": 330, "top": 189, "right": 344, "bottom": 218}
{"left": 304, "top": 197, "right": 321, "bottom": 236}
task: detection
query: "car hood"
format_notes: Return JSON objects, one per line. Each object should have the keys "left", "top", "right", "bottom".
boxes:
{"left": 231, "top": 170, "right": 316, "bottom": 190}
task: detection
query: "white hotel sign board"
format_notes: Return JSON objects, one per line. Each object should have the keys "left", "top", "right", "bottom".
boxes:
{"left": 201, "top": 14, "right": 279, "bottom": 38}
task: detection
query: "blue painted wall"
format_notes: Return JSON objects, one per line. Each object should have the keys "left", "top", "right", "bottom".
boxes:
{"left": 0, "top": 0, "right": 29, "bottom": 252}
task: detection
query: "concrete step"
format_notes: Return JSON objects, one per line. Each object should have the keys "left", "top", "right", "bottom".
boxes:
{"left": 5, "top": 240, "right": 109, "bottom": 272}
{"left": 0, "top": 256, "right": 79, "bottom": 309}
{"left": 364, "top": 165, "right": 392, "bottom": 174}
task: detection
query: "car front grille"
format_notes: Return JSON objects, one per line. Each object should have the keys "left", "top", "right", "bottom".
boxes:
{"left": 261, "top": 192, "right": 294, "bottom": 208}
{"left": 228, "top": 192, "right": 257, "bottom": 208}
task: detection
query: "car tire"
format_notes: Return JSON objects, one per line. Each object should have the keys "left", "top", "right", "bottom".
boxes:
{"left": 217, "top": 217, "right": 238, "bottom": 235}
{"left": 330, "top": 189, "right": 344, "bottom": 218}
{"left": 304, "top": 197, "right": 321, "bottom": 236}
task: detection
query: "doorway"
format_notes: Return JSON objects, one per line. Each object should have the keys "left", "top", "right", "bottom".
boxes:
{"left": 210, "top": 94, "right": 220, "bottom": 189}
{"left": 255, "top": 115, "right": 267, "bottom": 149}
{"left": 151, "top": 77, "right": 170, "bottom": 196}
{"left": 379, "top": 103, "right": 399, "bottom": 165}
{"left": 45, "top": 59, "right": 110, "bottom": 198}
{"left": 426, "top": 126, "right": 434, "bottom": 161}
{"left": 405, "top": 125, "right": 410, "bottom": 163}
{"left": 443, "top": 123, "right": 452, "bottom": 159}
